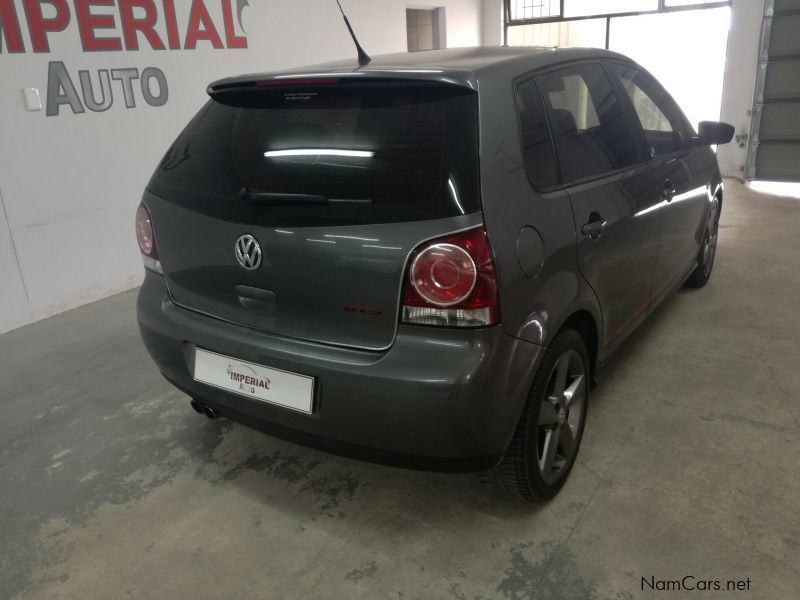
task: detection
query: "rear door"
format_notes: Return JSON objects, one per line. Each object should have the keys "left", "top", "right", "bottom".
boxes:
{"left": 608, "top": 63, "right": 709, "bottom": 297}
{"left": 145, "top": 80, "right": 481, "bottom": 350}
{"left": 536, "top": 63, "right": 661, "bottom": 351}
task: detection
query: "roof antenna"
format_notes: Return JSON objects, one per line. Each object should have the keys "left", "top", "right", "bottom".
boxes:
{"left": 335, "top": 0, "right": 371, "bottom": 67}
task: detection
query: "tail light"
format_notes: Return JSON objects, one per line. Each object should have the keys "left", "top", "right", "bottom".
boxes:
{"left": 401, "top": 227, "right": 499, "bottom": 328}
{"left": 135, "top": 205, "right": 162, "bottom": 274}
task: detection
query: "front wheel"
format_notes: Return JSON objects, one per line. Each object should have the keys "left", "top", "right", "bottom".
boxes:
{"left": 685, "top": 203, "right": 720, "bottom": 288}
{"left": 494, "top": 329, "right": 589, "bottom": 502}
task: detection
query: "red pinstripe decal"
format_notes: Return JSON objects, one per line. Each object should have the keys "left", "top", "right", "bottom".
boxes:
{"left": 602, "top": 254, "right": 695, "bottom": 348}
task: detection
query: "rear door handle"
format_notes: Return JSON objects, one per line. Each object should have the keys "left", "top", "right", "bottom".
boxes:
{"left": 581, "top": 213, "right": 607, "bottom": 240}
{"left": 661, "top": 179, "right": 677, "bottom": 201}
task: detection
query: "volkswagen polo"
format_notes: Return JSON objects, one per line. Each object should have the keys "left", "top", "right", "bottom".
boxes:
{"left": 136, "top": 47, "right": 733, "bottom": 501}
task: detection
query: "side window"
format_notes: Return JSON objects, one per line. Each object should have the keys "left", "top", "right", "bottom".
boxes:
{"left": 537, "top": 64, "right": 640, "bottom": 184}
{"left": 608, "top": 63, "right": 689, "bottom": 159}
{"left": 515, "top": 78, "right": 559, "bottom": 190}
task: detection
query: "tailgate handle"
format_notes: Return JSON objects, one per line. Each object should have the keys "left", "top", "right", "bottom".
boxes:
{"left": 235, "top": 285, "right": 277, "bottom": 313}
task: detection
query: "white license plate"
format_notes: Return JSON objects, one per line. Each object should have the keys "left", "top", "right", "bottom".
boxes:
{"left": 193, "top": 348, "right": 314, "bottom": 413}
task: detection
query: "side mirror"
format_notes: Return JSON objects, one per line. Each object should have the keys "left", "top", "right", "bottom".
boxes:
{"left": 697, "top": 121, "right": 735, "bottom": 146}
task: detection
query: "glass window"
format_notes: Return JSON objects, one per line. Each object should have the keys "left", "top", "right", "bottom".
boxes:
{"left": 510, "top": 0, "right": 561, "bottom": 21}
{"left": 507, "top": 18, "right": 608, "bottom": 49}
{"left": 621, "top": 81, "right": 672, "bottom": 132}
{"left": 607, "top": 8, "right": 730, "bottom": 129}
{"left": 537, "top": 64, "right": 640, "bottom": 183}
{"left": 149, "top": 84, "right": 480, "bottom": 227}
{"left": 546, "top": 73, "right": 600, "bottom": 129}
{"left": 406, "top": 9, "right": 441, "bottom": 52}
{"left": 564, "top": 0, "right": 658, "bottom": 18}
{"left": 664, "top": 0, "right": 724, "bottom": 6}
{"left": 515, "top": 79, "right": 559, "bottom": 190}
{"left": 608, "top": 63, "right": 690, "bottom": 158}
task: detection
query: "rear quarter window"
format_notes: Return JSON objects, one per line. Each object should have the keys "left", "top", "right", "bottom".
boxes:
{"left": 515, "top": 78, "right": 559, "bottom": 190}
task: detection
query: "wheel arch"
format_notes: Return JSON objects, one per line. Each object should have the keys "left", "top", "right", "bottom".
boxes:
{"left": 556, "top": 310, "right": 600, "bottom": 382}
{"left": 713, "top": 181, "right": 724, "bottom": 211}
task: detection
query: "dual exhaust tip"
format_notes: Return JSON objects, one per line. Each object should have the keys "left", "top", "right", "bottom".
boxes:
{"left": 190, "top": 398, "right": 219, "bottom": 420}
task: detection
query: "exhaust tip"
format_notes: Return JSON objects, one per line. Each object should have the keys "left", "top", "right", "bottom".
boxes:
{"left": 202, "top": 405, "right": 219, "bottom": 420}
{"left": 189, "top": 399, "right": 204, "bottom": 414}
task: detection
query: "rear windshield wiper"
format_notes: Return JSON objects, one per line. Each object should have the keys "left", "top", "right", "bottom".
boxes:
{"left": 327, "top": 198, "right": 373, "bottom": 206}
{"left": 239, "top": 189, "right": 327, "bottom": 205}
{"left": 239, "top": 188, "right": 372, "bottom": 206}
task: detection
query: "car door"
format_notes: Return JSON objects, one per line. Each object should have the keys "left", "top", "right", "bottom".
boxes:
{"left": 536, "top": 63, "right": 661, "bottom": 352}
{"left": 607, "top": 62, "right": 709, "bottom": 303}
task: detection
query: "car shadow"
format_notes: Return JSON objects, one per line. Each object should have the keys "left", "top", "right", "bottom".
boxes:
{"left": 186, "top": 414, "right": 558, "bottom": 528}
{"left": 175, "top": 287, "right": 696, "bottom": 530}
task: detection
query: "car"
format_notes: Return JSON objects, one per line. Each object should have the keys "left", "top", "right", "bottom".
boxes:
{"left": 135, "top": 46, "right": 734, "bottom": 502}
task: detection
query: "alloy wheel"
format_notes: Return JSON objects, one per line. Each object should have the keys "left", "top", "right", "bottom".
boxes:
{"left": 536, "top": 349, "right": 587, "bottom": 484}
{"left": 702, "top": 211, "right": 719, "bottom": 277}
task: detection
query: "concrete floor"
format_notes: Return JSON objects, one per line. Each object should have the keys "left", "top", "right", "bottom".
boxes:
{"left": 1, "top": 180, "right": 798, "bottom": 599}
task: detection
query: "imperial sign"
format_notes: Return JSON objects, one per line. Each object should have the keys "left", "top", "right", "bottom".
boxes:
{"left": 0, "top": 0, "right": 251, "bottom": 116}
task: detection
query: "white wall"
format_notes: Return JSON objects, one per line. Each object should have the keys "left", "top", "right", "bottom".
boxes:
{"left": 717, "top": 0, "right": 766, "bottom": 179}
{"left": 0, "top": 0, "right": 482, "bottom": 334}
{"left": 481, "top": 0, "right": 503, "bottom": 46}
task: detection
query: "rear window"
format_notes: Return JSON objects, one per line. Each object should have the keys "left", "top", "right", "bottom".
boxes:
{"left": 148, "top": 82, "right": 480, "bottom": 227}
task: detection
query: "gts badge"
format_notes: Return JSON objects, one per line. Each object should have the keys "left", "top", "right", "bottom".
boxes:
{"left": 344, "top": 305, "right": 383, "bottom": 316}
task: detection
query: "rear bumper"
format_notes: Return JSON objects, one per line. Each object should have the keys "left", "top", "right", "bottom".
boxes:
{"left": 137, "top": 271, "right": 542, "bottom": 472}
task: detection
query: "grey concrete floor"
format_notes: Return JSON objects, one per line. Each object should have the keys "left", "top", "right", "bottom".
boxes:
{"left": 1, "top": 180, "right": 798, "bottom": 599}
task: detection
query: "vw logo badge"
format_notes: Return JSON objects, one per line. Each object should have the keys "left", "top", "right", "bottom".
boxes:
{"left": 235, "top": 234, "right": 262, "bottom": 271}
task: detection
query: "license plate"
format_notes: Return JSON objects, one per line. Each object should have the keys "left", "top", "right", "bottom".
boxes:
{"left": 193, "top": 348, "right": 314, "bottom": 413}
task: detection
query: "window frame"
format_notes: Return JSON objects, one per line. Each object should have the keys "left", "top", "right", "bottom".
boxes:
{"left": 508, "top": 0, "right": 562, "bottom": 22}
{"left": 503, "top": 0, "right": 731, "bottom": 48}
{"left": 512, "top": 58, "right": 704, "bottom": 192}
{"left": 520, "top": 59, "right": 649, "bottom": 188}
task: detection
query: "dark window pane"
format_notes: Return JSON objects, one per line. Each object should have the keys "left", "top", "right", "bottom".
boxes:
{"left": 608, "top": 63, "right": 690, "bottom": 158}
{"left": 148, "top": 83, "right": 480, "bottom": 227}
{"left": 537, "top": 64, "right": 640, "bottom": 182}
{"left": 515, "top": 79, "right": 559, "bottom": 189}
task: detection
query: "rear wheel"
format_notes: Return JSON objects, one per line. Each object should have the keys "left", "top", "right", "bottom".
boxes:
{"left": 685, "top": 202, "right": 720, "bottom": 288}
{"left": 495, "top": 329, "right": 589, "bottom": 502}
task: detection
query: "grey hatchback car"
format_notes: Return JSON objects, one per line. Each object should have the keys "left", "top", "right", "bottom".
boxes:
{"left": 136, "top": 47, "right": 734, "bottom": 501}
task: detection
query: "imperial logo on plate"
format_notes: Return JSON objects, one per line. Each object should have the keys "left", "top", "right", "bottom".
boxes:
{"left": 226, "top": 364, "right": 270, "bottom": 394}
{"left": 193, "top": 349, "right": 314, "bottom": 413}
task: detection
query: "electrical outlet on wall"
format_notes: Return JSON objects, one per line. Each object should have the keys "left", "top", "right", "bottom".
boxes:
{"left": 22, "top": 88, "right": 42, "bottom": 112}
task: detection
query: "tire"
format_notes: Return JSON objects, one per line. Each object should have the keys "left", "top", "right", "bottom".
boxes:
{"left": 494, "top": 329, "right": 590, "bottom": 502}
{"left": 685, "top": 201, "right": 720, "bottom": 289}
